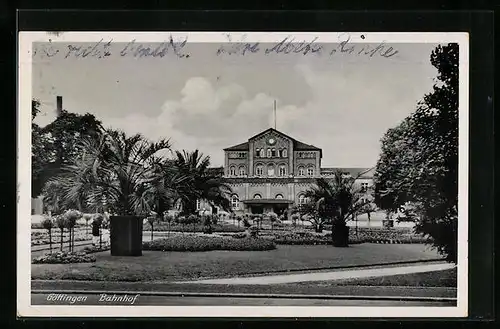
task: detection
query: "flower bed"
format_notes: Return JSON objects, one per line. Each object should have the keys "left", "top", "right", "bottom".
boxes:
{"left": 83, "top": 245, "right": 111, "bottom": 254}
{"left": 31, "top": 229, "right": 91, "bottom": 246}
{"left": 143, "top": 222, "right": 245, "bottom": 233}
{"left": 143, "top": 234, "right": 276, "bottom": 252}
{"left": 259, "top": 228, "right": 430, "bottom": 245}
{"left": 32, "top": 251, "right": 96, "bottom": 264}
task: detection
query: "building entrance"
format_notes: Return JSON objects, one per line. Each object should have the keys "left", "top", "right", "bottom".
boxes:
{"left": 250, "top": 205, "right": 264, "bottom": 214}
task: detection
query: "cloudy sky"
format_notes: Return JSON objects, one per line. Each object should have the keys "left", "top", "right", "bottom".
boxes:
{"left": 32, "top": 39, "right": 440, "bottom": 167}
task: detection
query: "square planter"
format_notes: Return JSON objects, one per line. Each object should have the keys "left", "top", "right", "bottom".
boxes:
{"left": 110, "top": 216, "right": 143, "bottom": 256}
{"left": 331, "top": 223, "right": 350, "bottom": 247}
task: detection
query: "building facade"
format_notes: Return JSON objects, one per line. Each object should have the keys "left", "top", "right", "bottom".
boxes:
{"left": 210, "top": 128, "right": 374, "bottom": 216}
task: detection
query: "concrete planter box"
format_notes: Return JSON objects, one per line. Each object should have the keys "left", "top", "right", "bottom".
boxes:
{"left": 110, "top": 216, "right": 143, "bottom": 256}
{"left": 331, "top": 224, "right": 349, "bottom": 247}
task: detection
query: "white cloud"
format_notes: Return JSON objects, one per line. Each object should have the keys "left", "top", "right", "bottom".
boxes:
{"left": 101, "top": 60, "right": 434, "bottom": 167}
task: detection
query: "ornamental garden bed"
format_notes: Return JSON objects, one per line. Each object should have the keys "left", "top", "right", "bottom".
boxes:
{"left": 254, "top": 228, "right": 430, "bottom": 245}
{"left": 32, "top": 251, "right": 96, "bottom": 264}
{"left": 143, "top": 222, "right": 245, "bottom": 233}
{"left": 31, "top": 229, "right": 91, "bottom": 246}
{"left": 143, "top": 234, "right": 276, "bottom": 252}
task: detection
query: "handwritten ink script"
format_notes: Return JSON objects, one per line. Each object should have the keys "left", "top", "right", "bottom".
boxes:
{"left": 216, "top": 33, "right": 398, "bottom": 58}
{"left": 33, "top": 36, "right": 190, "bottom": 59}
{"left": 32, "top": 33, "right": 398, "bottom": 60}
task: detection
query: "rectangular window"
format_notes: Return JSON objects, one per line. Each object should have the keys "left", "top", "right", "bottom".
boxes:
{"left": 271, "top": 149, "right": 276, "bottom": 157}
{"left": 267, "top": 149, "right": 272, "bottom": 158}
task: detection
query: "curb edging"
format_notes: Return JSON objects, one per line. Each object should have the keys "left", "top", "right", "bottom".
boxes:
{"left": 31, "top": 289, "right": 457, "bottom": 303}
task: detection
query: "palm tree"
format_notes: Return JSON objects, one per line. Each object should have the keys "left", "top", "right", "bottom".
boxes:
{"left": 173, "top": 150, "right": 232, "bottom": 215}
{"left": 48, "top": 129, "right": 178, "bottom": 256}
{"left": 302, "top": 170, "right": 370, "bottom": 247}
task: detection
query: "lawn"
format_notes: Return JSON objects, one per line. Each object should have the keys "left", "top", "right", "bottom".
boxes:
{"left": 31, "top": 243, "right": 443, "bottom": 282}
{"left": 292, "top": 268, "right": 457, "bottom": 288}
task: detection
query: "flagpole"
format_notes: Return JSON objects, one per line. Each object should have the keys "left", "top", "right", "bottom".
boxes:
{"left": 274, "top": 100, "right": 277, "bottom": 129}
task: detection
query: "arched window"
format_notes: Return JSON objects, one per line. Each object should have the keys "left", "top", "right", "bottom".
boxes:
{"left": 231, "top": 195, "right": 239, "bottom": 209}
{"left": 255, "top": 164, "right": 264, "bottom": 176}
{"left": 239, "top": 166, "right": 246, "bottom": 176}
{"left": 267, "top": 164, "right": 275, "bottom": 177}
{"left": 229, "top": 166, "right": 236, "bottom": 176}
{"left": 267, "top": 148, "right": 272, "bottom": 158}
{"left": 278, "top": 164, "right": 286, "bottom": 177}
{"left": 255, "top": 148, "right": 260, "bottom": 157}
{"left": 271, "top": 148, "right": 276, "bottom": 157}
{"left": 253, "top": 194, "right": 262, "bottom": 199}
{"left": 298, "top": 166, "right": 305, "bottom": 176}
{"left": 275, "top": 194, "right": 284, "bottom": 199}
{"left": 283, "top": 149, "right": 287, "bottom": 157}
{"left": 298, "top": 194, "right": 306, "bottom": 205}
{"left": 307, "top": 167, "right": 314, "bottom": 177}
{"left": 259, "top": 149, "right": 264, "bottom": 157}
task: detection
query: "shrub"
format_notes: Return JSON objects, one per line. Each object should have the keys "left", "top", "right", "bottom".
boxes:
{"left": 143, "top": 222, "right": 245, "bottom": 233}
{"left": 142, "top": 234, "right": 276, "bottom": 252}
{"left": 32, "top": 251, "right": 96, "bottom": 264}
{"left": 83, "top": 245, "right": 111, "bottom": 254}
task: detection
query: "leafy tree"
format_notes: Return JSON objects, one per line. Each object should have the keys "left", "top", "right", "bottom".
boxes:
{"left": 55, "top": 215, "right": 66, "bottom": 251}
{"left": 187, "top": 214, "right": 199, "bottom": 231}
{"left": 374, "top": 43, "right": 458, "bottom": 263}
{"left": 83, "top": 213, "right": 93, "bottom": 237}
{"left": 41, "top": 216, "right": 54, "bottom": 253}
{"left": 31, "top": 101, "right": 103, "bottom": 197}
{"left": 163, "top": 213, "right": 174, "bottom": 236}
{"left": 146, "top": 213, "right": 158, "bottom": 241}
{"left": 64, "top": 209, "right": 81, "bottom": 252}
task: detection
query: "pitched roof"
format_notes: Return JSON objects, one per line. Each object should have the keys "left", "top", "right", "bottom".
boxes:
{"left": 294, "top": 140, "right": 322, "bottom": 151}
{"left": 320, "top": 167, "right": 375, "bottom": 178}
{"left": 224, "top": 128, "right": 322, "bottom": 156}
{"left": 207, "top": 167, "right": 224, "bottom": 176}
{"left": 223, "top": 141, "right": 249, "bottom": 151}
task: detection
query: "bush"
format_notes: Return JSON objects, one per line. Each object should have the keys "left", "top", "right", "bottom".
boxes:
{"left": 142, "top": 234, "right": 276, "bottom": 252}
{"left": 32, "top": 251, "right": 96, "bottom": 264}
{"left": 143, "top": 222, "right": 245, "bottom": 233}
{"left": 83, "top": 245, "right": 111, "bottom": 254}
{"left": 264, "top": 228, "right": 430, "bottom": 245}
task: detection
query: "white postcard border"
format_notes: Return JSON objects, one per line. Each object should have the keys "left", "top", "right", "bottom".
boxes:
{"left": 18, "top": 31, "right": 469, "bottom": 318}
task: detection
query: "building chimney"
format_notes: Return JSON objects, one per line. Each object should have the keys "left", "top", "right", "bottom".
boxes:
{"left": 56, "top": 96, "right": 63, "bottom": 116}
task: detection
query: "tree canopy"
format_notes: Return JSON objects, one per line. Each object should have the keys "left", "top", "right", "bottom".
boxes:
{"left": 374, "top": 43, "right": 459, "bottom": 262}
{"left": 32, "top": 101, "right": 103, "bottom": 197}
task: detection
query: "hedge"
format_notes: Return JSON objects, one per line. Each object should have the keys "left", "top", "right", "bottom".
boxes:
{"left": 143, "top": 235, "right": 276, "bottom": 252}
{"left": 143, "top": 222, "right": 245, "bottom": 233}
{"left": 32, "top": 251, "right": 96, "bottom": 264}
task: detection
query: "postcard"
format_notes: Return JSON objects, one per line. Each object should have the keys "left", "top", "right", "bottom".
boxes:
{"left": 18, "top": 31, "right": 468, "bottom": 317}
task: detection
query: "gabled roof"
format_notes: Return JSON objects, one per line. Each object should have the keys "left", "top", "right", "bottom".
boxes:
{"left": 320, "top": 167, "right": 374, "bottom": 178}
{"left": 224, "top": 128, "right": 322, "bottom": 156}
{"left": 223, "top": 141, "right": 249, "bottom": 151}
{"left": 207, "top": 167, "right": 224, "bottom": 176}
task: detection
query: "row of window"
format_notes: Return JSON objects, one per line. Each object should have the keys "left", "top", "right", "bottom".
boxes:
{"left": 297, "top": 152, "right": 315, "bottom": 158}
{"left": 255, "top": 148, "right": 288, "bottom": 158}
{"left": 229, "top": 165, "right": 315, "bottom": 177}
{"left": 230, "top": 193, "right": 306, "bottom": 209}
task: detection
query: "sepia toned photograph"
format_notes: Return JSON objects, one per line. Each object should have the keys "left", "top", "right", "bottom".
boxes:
{"left": 18, "top": 32, "right": 468, "bottom": 317}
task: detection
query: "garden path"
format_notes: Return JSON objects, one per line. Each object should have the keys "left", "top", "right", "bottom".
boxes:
{"left": 181, "top": 262, "right": 455, "bottom": 285}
